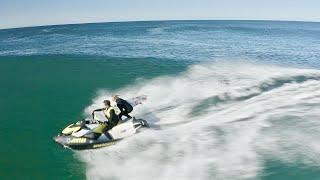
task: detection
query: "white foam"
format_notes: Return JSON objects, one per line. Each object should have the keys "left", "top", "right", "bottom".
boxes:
{"left": 78, "top": 62, "right": 320, "bottom": 180}
{"left": 147, "top": 27, "right": 168, "bottom": 35}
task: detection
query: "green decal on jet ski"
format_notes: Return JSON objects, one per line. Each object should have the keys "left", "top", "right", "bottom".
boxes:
{"left": 70, "top": 138, "right": 86, "bottom": 144}
{"left": 62, "top": 124, "right": 81, "bottom": 135}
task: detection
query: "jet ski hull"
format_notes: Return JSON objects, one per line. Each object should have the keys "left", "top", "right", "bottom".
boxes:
{"left": 54, "top": 118, "right": 148, "bottom": 150}
{"left": 54, "top": 134, "right": 118, "bottom": 150}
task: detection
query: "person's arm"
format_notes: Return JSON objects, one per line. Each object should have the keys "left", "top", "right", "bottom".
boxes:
{"left": 91, "top": 108, "right": 106, "bottom": 116}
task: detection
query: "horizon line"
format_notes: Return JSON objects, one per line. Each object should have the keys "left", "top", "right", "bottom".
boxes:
{"left": 1, "top": 18, "right": 320, "bottom": 31}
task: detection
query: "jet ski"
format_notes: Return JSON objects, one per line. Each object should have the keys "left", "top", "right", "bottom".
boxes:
{"left": 54, "top": 95, "right": 149, "bottom": 150}
{"left": 54, "top": 117, "right": 148, "bottom": 150}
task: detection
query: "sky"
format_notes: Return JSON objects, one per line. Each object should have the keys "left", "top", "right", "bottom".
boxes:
{"left": 1, "top": 0, "right": 320, "bottom": 29}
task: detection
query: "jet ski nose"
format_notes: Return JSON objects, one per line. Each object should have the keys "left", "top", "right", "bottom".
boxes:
{"left": 53, "top": 135, "right": 68, "bottom": 145}
{"left": 53, "top": 136, "right": 61, "bottom": 143}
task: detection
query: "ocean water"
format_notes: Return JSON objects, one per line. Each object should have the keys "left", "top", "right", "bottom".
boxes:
{"left": 1, "top": 20, "right": 320, "bottom": 180}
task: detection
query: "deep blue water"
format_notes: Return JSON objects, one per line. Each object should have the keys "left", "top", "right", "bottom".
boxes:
{"left": 1, "top": 20, "right": 320, "bottom": 68}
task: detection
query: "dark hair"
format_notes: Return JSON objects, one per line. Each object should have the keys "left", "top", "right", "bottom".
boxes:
{"left": 103, "top": 100, "right": 111, "bottom": 106}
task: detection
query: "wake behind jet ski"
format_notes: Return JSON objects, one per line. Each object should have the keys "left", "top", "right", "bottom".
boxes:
{"left": 54, "top": 95, "right": 148, "bottom": 150}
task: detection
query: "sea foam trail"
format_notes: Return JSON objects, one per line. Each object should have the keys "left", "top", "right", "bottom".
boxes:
{"left": 78, "top": 63, "right": 320, "bottom": 180}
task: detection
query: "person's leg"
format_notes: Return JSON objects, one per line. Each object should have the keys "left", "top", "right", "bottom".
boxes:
{"left": 118, "top": 111, "right": 124, "bottom": 120}
{"left": 124, "top": 113, "right": 132, "bottom": 118}
{"left": 123, "top": 109, "right": 132, "bottom": 118}
{"left": 119, "top": 110, "right": 131, "bottom": 120}
{"left": 104, "top": 122, "right": 115, "bottom": 131}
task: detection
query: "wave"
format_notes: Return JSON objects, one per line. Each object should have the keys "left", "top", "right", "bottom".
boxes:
{"left": 78, "top": 62, "right": 320, "bottom": 180}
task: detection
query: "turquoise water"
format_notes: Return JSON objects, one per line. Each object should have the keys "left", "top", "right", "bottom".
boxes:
{"left": 0, "top": 55, "right": 188, "bottom": 179}
{"left": 1, "top": 20, "right": 320, "bottom": 180}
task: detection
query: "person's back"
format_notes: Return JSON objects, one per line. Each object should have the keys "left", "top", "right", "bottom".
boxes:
{"left": 116, "top": 98, "right": 133, "bottom": 112}
{"left": 103, "top": 106, "right": 119, "bottom": 129}
{"left": 112, "top": 95, "right": 133, "bottom": 119}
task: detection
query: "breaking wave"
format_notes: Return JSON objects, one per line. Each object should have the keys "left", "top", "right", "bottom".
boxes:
{"left": 78, "top": 62, "right": 320, "bottom": 180}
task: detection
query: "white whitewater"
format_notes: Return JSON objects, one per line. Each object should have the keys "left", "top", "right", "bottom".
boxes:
{"left": 78, "top": 62, "right": 320, "bottom": 180}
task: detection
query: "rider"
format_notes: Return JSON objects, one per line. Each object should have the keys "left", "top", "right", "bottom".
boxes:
{"left": 111, "top": 95, "right": 133, "bottom": 120}
{"left": 91, "top": 100, "right": 119, "bottom": 131}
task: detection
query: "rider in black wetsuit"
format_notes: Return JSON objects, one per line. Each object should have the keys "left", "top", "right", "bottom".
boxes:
{"left": 112, "top": 95, "right": 133, "bottom": 120}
